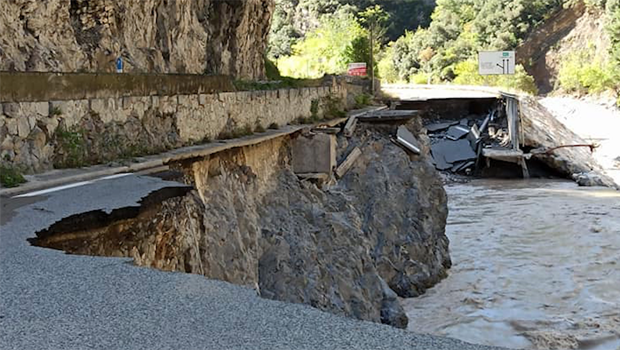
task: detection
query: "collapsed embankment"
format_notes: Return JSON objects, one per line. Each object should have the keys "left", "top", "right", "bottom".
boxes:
{"left": 31, "top": 121, "right": 451, "bottom": 329}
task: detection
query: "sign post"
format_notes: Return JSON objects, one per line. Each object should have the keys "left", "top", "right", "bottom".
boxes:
{"left": 116, "top": 57, "right": 124, "bottom": 73}
{"left": 478, "top": 51, "right": 515, "bottom": 75}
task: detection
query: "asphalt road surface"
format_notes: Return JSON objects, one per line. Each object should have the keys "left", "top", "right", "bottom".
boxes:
{"left": 0, "top": 174, "right": 506, "bottom": 350}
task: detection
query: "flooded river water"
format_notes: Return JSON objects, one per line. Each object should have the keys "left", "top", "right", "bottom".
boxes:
{"left": 404, "top": 179, "right": 620, "bottom": 350}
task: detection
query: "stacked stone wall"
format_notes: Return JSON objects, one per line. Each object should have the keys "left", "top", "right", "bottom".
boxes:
{"left": 0, "top": 85, "right": 348, "bottom": 173}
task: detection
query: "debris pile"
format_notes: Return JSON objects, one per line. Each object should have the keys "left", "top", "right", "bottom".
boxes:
{"left": 426, "top": 110, "right": 501, "bottom": 175}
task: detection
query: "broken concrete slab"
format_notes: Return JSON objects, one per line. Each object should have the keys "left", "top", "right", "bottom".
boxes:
{"left": 396, "top": 126, "right": 421, "bottom": 155}
{"left": 431, "top": 139, "right": 477, "bottom": 167}
{"left": 335, "top": 147, "right": 362, "bottom": 179}
{"left": 312, "top": 127, "right": 340, "bottom": 135}
{"left": 292, "top": 133, "right": 336, "bottom": 174}
{"left": 432, "top": 155, "right": 452, "bottom": 171}
{"left": 451, "top": 161, "right": 475, "bottom": 173}
{"left": 444, "top": 140, "right": 477, "bottom": 163}
{"left": 425, "top": 122, "right": 454, "bottom": 132}
{"left": 482, "top": 148, "right": 524, "bottom": 164}
{"left": 358, "top": 110, "right": 419, "bottom": 123}
{"left": 343, "top": 117, "right": 358, "bottom": 137}
{"left": 446, "top": 125, "right": 470, "bottom": 140}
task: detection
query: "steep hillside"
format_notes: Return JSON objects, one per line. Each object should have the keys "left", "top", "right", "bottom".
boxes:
{"left": 0, "top": 0, "right": 274, "bottom": 79}
{"left": 519, "top": 2, "right": 610, "bottom": 93}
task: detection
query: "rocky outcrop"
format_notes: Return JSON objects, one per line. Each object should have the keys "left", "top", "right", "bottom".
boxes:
{"left": 0, "top": 0, "right": 274, "bottom": 79}
{"left": 33, "top": 123, "right": 451, "bottom": 329}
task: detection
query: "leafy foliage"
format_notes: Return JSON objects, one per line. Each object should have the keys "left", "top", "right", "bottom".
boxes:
{"left": 554, "top": 1, "right": 620, "bottom": 103}
{"left": 276, "top": 12, "right": 366, "bottom": 78}
{"left": 55, "top": 125, "right": 88, "bottom": 168}
{"left": 558, "top": 49, "right": 618, "bottom": 93}
{"left": 268, "top": 0, "right": 435, "bottom": 58}
{"left": 387, "top": 0, "right": 566, "bottom": 84}
{"left": 0, "top": 165, "right": 26, "bottom": 188}
{"left": 453, "top": 60, "right": 538, "bottom": 94}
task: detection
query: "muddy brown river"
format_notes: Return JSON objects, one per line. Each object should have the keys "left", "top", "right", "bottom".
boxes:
{"left": 404, "top": 179, "right": 620, "bottom": 350}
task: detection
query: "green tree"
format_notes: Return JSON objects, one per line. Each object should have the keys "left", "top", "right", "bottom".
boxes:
{"left": 358, "top": 5, "right": 389, "bottom": 90}
{"left": 276, "top": 13, "right": 366, "bottom": 78}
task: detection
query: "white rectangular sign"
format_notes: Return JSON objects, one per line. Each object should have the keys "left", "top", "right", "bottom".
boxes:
{"left": 478, "top": 51, "right": 516, "bottom": 75}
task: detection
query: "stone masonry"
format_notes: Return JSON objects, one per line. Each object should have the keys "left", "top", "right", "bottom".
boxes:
{"left": 0, "top": 85, "right": 348, "bottom": 173}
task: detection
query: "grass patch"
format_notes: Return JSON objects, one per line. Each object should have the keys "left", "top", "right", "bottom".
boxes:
{"left": 321, "top": 94, "right": 346, "bottom": 119}
{"left": 55, "top": 125, "right": 88, "bottom": 168}
{"left": 254, "top": 124, "right": 266, "bottom": 133}
{"left": 310, "top": 99, "right": 320, "bottom": 119}
{"left": 50, "top": 106, "right": 62, "bottom": 116}
{"left": 217, "top": 124, "right": 255, "bottom": 140}
{"left": 268, "top": 122, "right": 280, "bottom": 130}
{"left": 233, "top": 76, "right": 324, "bottom": 91}
{"left": 0, "top": 165, "right": 26, "bottom": 188}
{"left": 354, "top": 93, "right": 373, "bottom": 109}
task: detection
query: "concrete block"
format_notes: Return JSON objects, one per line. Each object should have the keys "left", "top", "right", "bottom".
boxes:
{"left": 292, "top": 133, "right": 336, "bottom": 174}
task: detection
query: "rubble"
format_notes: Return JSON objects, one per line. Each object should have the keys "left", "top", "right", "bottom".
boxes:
{"left": 417, "top": 95, "right": 615, "bottom": 187}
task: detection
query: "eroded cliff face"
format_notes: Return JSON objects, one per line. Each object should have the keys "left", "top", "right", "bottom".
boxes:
{"left": 0, "top": 0, "right": 274, "bottom": 79}
{"left": 518, "top": 2, "right": 609, "bottom": 93}
{"left": 33, "top": 124, "right": 450, "bottom": 329}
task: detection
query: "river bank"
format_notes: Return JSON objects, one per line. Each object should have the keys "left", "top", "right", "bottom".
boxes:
{"left": 404, "top": 179, "right": 620, "bottom": 349}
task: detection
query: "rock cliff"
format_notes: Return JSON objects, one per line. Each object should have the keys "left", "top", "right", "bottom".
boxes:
{"left": 33, "top": 123, "right": 451, "bottom": 329}
{"left": 0, "top": 0, "right": 274, "bottom": 79}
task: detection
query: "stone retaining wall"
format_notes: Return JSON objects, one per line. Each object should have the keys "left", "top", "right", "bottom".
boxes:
{"left": 0, "top": 84, "right": 348, "bottom": 173}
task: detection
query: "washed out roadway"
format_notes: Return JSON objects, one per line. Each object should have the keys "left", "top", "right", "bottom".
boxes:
{"left": 0, "top": 174, "right": 505, "bottom": 350}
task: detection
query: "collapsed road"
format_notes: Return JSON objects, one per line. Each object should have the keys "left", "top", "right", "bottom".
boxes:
{"left": 2, "top": 85, "right": 617, "bottom": 350}
{"left": 0, "top": 174, "right": 505, "bottom": 350}
{"left": 1, "top": 107, "right": 511, "bottom": 350}
{"left": 386, "top": 85, "right": 619, "bottom": 189}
